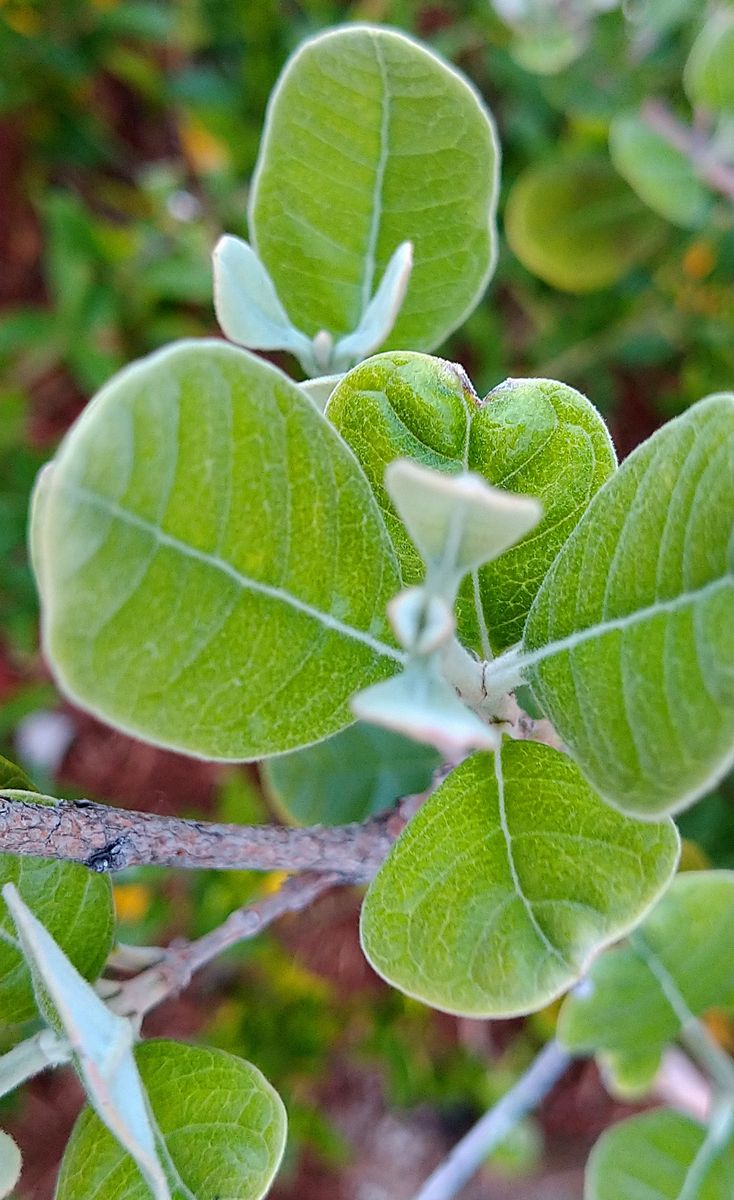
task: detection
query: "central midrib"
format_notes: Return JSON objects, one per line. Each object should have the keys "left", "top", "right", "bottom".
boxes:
{"left": 360, "top": 33, "right": 391, "bottom": 316}
{"left": 60, "top": 483, "right": 405, "bottom": 664}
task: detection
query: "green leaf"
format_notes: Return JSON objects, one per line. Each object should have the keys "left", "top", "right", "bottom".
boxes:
{"left": 559, "top": 871, "right": 734, "bottom": 1094}
{"left": 684, "top": 10, "right": 734, "bottom": 115}
{"left": 586, "top": 1109, "right": 734, "bottom": 1200}
{"left": 360, "top": 740, "right": 678, "bottom": 1017}
{"left": 0, "top": 760, "right": 114, "bottom": 1028}
{"left": 249, "top": 25, "right": 499, "bottom": 355}
{"left": 516, "top": 393, "right": 734, "bottom": 818}
{"left": 56, "top": 1039, "right": 287, "bottom": 1200}
{"left": 263, "top": 722, "right": 440, "bottom": 825}
{"left": 327, "top": 356, "right": 616, "bottom": 654}
{"left": 35, "top": 340, "right": 402, "bottom": 761}
{"left": 505, "top": 154, "right": 664, "bottom": 292}
{"left": 609, "top": 112, "right": 712, "bottom": 229}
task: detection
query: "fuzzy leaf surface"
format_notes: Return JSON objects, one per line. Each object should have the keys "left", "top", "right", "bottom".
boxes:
{"left": 559, "top": 871, "right": 734, "bottom": 1094}
{"left": 520, "top": 393, "right": 734, "bottom": 818}
{"left": 505, "top": 155, "right": 663, "bottom": 292}
{"left": 35, "top": 340, "right": 401, "bottom": 761}
{"left": 327, "top": 356, "right": 615, "bottom": 653}
{"left": 55, "top": 1039, "right": 286, "bottom": 1200}
{"left": 0, "top": 759, "right": 113, "bottom": 1028}
{"left": 249, "top": 25, "right": 498, "bottom": 352}
{"left": 263, "top": 722, "right": 439, "bottom": 825}
{"left": 360, "top": 741, "right": 678, "bottom": 1017}
{"left": 586, "top": 1109, "right": 734, "bottom": 1200}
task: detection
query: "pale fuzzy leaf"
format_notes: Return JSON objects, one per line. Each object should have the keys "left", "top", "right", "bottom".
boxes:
{"left": 361, "top": 741, "right": 678, "bottom": 1017}
{"left": 0, "top": 760, "right": 114, "bottom": 1029}
{"left": 332, "top": 241, "right": 413, "bottom": 371}
{"left": 56, "top": 1040, "right": 287, "bottom": 1200}
{"left": 212, "top": 235, "right": 312, "bottom": 360}
{"left": 388, "top": 588, "right": 455, "bottom": 654}
{"left": 586, "top": 1108, "right": 734, "bottom": 1200}
{"left": 386, "top": 459, "right": 541, "bottom": 588}
{"left": 37, "top": 340, "right": 402, "bottom": 761}
{"left": 29, "top": 462, "right": 53, "bottom": 598}
{"left": 609, "top": 113, "right": 711, "bottom": 229}
{"left": 352, "top": 659, "right": 500, "bottom": 757}
{"left": 0, "top": 1131, "right": 21, "bottom": 1199}
{"left": 516, "top": 393, "right": 734, "bottom": 818}
{"left": 559, "top": 871, "right": 734, "bottom": 1093}
{"left": 262, "top": 721, "right": 440, "bottom": 826}
{"left": 250, "top": 25, "right": 499, "bottom": 352}
{"left": 326, "top": 358, "right": 616, "bottom": 654}
{"left": 0, "top": 1029, "right": 71, "bottom": 1099}
{"left": 299, "top": 374, "right": 343, "bottom": 411}
{"left": 2, "top": 885, "right": 170, "bottom": 1200}
{"left": 505, "top": 155, "right": 664, "bottom": 292}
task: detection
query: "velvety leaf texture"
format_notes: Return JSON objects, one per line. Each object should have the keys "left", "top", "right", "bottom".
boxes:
{"left": 250, "top": 25, "right": 499, "bottom": 350}
{"left": 0, "top": 761, "right": 114, "bottom": 1028}
{"left": 55, "top": 1040, "right": 287, "bottom": 1200}
{"left": 360, "top": 741, "right": 678, "bottom": 1017}
{"left": 586, "top": 1109, "right": 734, "bottom": 1200}
{"left": 521, "top": 393, "right": 734, "bottom": 818}
{"left": 35, "top": 340, "right": 402, "bottom": 761}
{"left": 559, "top": 871, "right": 734, "bottom": 1093}
{"left": 327, "top": 354, "right": 616, "bottom": 653}
{"left": 505, "top": 155, "right": 663, "bottom": 292}
{"left": 263, "top": 722, "right": 439, "bottom": 825}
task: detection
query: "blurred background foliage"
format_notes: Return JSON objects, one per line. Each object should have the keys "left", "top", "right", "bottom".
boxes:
{"left": 1, "top": 0, "right": 734, "bottom": 1195}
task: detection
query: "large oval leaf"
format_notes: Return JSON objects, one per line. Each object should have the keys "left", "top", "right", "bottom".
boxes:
{"left": 559, "top": 871, "right": 734, "bottom": 1096}
{"left": 55, "top": 1039, "right": 287, "bottom": 1200}
{"left": 505, "top": 155, "right": 663, "bottom": 292}
{"left": 250, "top": 25, "right": 499, "bottom": 351}
{"left": 519, "top": 393, "right": 734, "bottom": 818}
{"left": 684, "top": 9, "right": 734, "bottom": 115}
{"left": 326, "top": 354, "right": 615, "bottom": 653}
{"left": 360, "top": 740, "right": 678, "bottom": 1017}
{"left": 0, "top": 758, "right": 114, "bottom": 1028}
{"left": 586, "top": 1109, "right": 734, "bottom": 1200}
{"left": 609, "top": 112, "right": 712, "bottom": 229}
{"left": 263, "top": 722, "right": 439, "bottom": 825}
{"left": 34, "top": 340, "right": 401, "bottom": 760}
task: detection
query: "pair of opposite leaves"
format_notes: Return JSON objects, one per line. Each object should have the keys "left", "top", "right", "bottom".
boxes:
{"left": 33, "top": 340, "right": 734, "bottom": 820}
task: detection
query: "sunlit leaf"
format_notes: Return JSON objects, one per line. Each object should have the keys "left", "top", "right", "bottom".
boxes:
{"left": 56, "top": 1040, "right": 287, "bottom": 1200}
{"left": 361, "top": 741, "right": 678, "bottom": 1017}
{"left": 609, "top": 112, "right": 712, "bottom": 229}
{"left": 34, "top": 340, "right": 401, "bottom": 761}
{"left": 514, "top": 393, "right": 734, "bottom": 818}
{"left": 684, "top": 9, "right": 734, "bottom": 115}
{"left": 249, "top": 25, "right": 499, "bottom": 358}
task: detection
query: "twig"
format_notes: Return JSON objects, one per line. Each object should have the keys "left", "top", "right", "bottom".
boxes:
{"left": 642, "top": 99, "right": 734, "bottom": 204}
{"left": 0, "top": 793, "right": 407, "bottom": 881}
{"left": 108, "top": 871, "right": 341, "bottom": 1021}
{"left": 412, "top": 1040, "right": 571, "bottom": 1200}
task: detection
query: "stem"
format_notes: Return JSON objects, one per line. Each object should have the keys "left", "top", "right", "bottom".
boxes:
{"left": 0, "top": 1030, "right": 71, "bottom": 1098}
{"left": 678, "top": 1099, "right": 734, "bottom": 1200}
{"left": 108, "top": 871, "right": 340, "bottom": 1021}
{"left": 0, "top": 792, "right": 406, "bottom": 880}
{"left": 412, "top": 1041, "right": 571, "bottom": 1200}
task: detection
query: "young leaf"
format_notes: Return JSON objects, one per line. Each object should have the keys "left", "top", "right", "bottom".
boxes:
{"left": 3, "top": 885, "right": 170, "bottom": 1200}
{"left": 609, "top": 112, "right": 712, "bottom": 229}
{"left": 212, "top": 235, "right": 313, "bottom": 360}
{"left": 35, "top": 340, "right": 402, "bottom": 761}
{"left": 249, "top": 25, "right": 499, "bottom": 358}
{"left": 586, "top": 1108, "right": 734, "bottom": 1200}
{"left": 56, "top": 1040, "right": 287, "bottom": 1200}
{"left": 327, "top": 355, "right": 615, "bottom": 653}
{"left": 684, "top": 9, "right": 734, "bottom": 115}
{"left": 262, "top": 722, "right": 440, "bottom": 826}
{"left": 558, "top": 871, "right": 734, "bottom": 1095}
{"left": 0, "top": 1130, "right": 21, "bottom": 1199}
{"left": 514, "top": 392, "right": 734, "bottom": 818}
{"left": 0, "top": 759, "right": 114, "bottom": 1028}
{"left": 505, "top": 155, "right": 664, "bottom": 292}
{"left": 360, "top": 741, "right": 678, "bottom": 1017}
